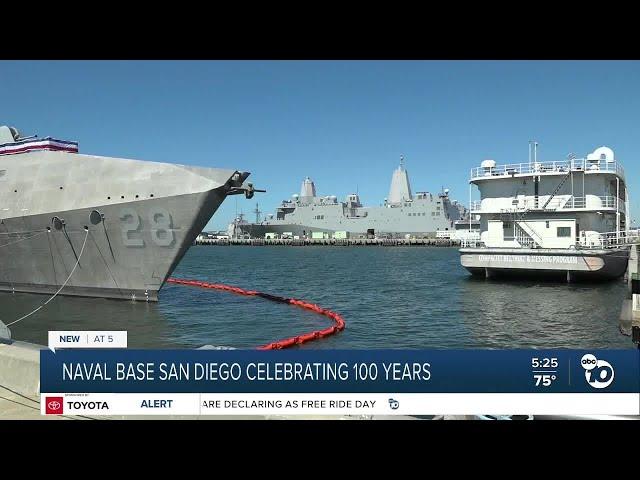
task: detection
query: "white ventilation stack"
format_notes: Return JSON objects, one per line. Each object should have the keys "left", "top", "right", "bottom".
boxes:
{"left": 0, "top": 126, "right": 17, "bottom": 144}
{"left": 300, "top": 177, "right": 317, "bottom": 198}
{"left": 586, "top": 146, "right": 615, "bottom": 162}
{"left": 387, "top": 156, "right": 413, "bottom": 204}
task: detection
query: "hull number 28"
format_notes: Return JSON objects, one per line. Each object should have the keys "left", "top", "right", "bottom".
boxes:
{"left": 119, "top": 207, "right": 175, "bottom": 247}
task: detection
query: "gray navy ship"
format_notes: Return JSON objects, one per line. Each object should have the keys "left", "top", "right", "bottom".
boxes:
{"left": 0, "top": 125, "right": 257, "bottom": 302}
{"left": 235, "top": 158, "right": 466, "bottom": 238}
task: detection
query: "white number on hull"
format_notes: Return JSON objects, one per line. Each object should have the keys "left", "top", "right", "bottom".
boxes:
{"left": 150, "top": 208, "right": 174, "bottom": 247}
{"left": 119, "top": 208, "right": 175, "bottom": 247}
{"left": 119, "top": 208, "right": 144, "bottom": 247}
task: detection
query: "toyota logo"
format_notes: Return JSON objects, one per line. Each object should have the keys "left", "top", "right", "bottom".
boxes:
{"left": 45, "top": 396, "right": 64, "bottom": 415}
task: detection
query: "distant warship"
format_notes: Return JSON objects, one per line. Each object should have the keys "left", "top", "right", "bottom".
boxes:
{"left": 233, "top": 158, "right": 466, "bottom": 238}
{"left": 0, "top": 125, "right": 258, "bottom": 301}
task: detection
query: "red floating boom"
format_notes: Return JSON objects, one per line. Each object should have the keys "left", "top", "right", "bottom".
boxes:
{"left": 166, "top": 278, "right": 345, "bottom": 349}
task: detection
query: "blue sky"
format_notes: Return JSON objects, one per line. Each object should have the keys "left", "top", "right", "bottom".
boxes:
{"left": 1, "top": 60, "right": 638, "bottom": 229}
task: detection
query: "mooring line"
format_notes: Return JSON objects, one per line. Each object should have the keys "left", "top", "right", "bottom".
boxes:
{"left": 4, "top": 229, "right": 90, "bottom": 328}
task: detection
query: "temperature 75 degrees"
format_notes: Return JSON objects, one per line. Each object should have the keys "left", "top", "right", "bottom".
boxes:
{"left": 534, "top": 374, "right": 557, "bottom": 387}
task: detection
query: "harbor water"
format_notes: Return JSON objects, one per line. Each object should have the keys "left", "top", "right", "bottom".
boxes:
{"left": 2, "top": 246, "right": 631, "bottom": 349}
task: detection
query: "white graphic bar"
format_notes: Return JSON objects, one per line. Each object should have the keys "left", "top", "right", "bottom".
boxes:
{"left": 48, "top": 331, "right": 127, "bottom": 352}
{"left": 41, "top": 393, "right": 640, "bottom": 416}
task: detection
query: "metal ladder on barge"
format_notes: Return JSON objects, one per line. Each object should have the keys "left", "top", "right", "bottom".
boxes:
{"left": 512, "top": 169, "right": 573, "bottom": 248}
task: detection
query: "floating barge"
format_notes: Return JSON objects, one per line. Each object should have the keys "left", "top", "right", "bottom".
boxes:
{"left": 461, "top": 145, "right": 633, "bottom": 281}
{"left": 460, "top": 246, "right": 629, "bottom": 281}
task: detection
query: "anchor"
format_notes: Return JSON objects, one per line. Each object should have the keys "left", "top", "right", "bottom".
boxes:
{"left": 225, "top": 171, "right": 265, "bottom": 199}
{"left": 227, "top": 182, "right": 266, "bottom": 200}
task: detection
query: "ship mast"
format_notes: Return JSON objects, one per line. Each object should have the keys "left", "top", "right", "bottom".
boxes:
{"left": 235, "top": 211, "right": 245, "bottom": 240}
{"left": 254, "top": 202, "right": 262, "bottom": 223}
{"left": 528, "top": 140, "right": 539, "bottom": 166}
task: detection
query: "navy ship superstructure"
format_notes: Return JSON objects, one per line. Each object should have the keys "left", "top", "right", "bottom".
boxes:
{"left": 238, "top": 158, "right": 466, "bottom": 238}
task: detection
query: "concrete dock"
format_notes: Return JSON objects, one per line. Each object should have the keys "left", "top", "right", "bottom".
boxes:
{"left": 195, "top": 238, "right": 461, "bottom": 247}
{"left": 620, "top": 244, "right": 640, "bottom": 341}
{"left": 0, "top": 340, "right": 66, "bottom": 419}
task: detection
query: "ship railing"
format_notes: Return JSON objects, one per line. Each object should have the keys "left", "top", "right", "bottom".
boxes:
{"left": 470, "top": 158, "right": 624, "bottom": 181}
{"left": 501, "top": 234, "right": 535, "bottom": 247}
{"left": 460, "top": 231, "right": 482, "bottom": 248}
{"left": 512, "top": 223, "right": 540, "bottom": 248}
{"left": 516, "top": 196, "right": 567, "bottom": 210}
{"left": 471, "top": 195, "right": 625, "bottom": 212}
{"left": 532, "top": 195, "right": 623, "bottom": 211}
{"left": 461, "top": 238, "right": 485, "bottom": 248}
{"left": 503, "top": 235, "right": 534, "bottom": 248}
{"left": 578, "top": 229, "right": 640, "bottom": 249}
{"left": 462, "top": 229, "right": 640, "bottom": 249}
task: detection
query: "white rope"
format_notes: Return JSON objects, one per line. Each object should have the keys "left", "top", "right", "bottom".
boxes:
{"left": 0, "top": 230, "right": 47, "bottom": 248}
{"left": 4, "top": 229, "right": 90, "bottom": 327}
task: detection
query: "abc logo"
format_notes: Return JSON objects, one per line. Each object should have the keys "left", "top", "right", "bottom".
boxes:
{"left": 581, "top": 354, "right": 615, "bottom": 389}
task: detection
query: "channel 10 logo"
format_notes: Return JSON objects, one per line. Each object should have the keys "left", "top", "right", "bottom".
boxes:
{"left": 581, "top": 354, "right": 615, "bottom": 389}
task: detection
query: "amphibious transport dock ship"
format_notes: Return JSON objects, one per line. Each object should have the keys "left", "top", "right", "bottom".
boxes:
{"left": 0, "top": 125, "right": 257, "bottom": 301}
{"left": 460, "top": 145, "right": 632, "bottom": 281}
{"left": 236, "top": 158, "right": 466, "bottom": 238}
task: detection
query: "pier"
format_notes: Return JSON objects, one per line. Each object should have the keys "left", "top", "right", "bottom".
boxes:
{"left": 0, "top": 340, "right": 46, "bottom": 419}
{"left": 195, "top": 238, "right": 461, "bottom": 247}
{"left": 621, "top": 244, "right": 640, "bottom": 344}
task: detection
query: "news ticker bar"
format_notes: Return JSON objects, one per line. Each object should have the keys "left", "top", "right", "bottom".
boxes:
{"left": 41, "top": 349, "right": 640, "bottom": 393}
{"left": 41, "top": 393, "right": 640, "bottom": 416}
